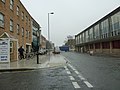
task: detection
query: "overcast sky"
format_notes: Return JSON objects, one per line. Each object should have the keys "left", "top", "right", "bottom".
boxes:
{"left": 20, "top": 0, "right": 120, "bottom": 46}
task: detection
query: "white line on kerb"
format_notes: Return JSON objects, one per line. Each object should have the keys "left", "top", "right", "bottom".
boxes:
{"left": 69, "top": 76, "right": 75, "bottom": 80}
{"left": 84, "top": 81, "right": 93, "bottom": 88}
{"left": 72, "top": 82, "right": 81, "bottom": 88}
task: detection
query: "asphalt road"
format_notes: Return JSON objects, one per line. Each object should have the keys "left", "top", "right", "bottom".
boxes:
{"left": 0, "top": 52, "right": 120, "bottom": 90}
{"left": 62, "top": 52, "right": 120, "bottom": 90}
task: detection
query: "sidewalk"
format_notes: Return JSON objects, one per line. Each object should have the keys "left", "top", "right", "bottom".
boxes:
{"left": 0, "top": 54, "right": 67, "bottom": 72}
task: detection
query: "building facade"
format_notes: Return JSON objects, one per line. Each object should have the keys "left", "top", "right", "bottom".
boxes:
{"left": 65, "top": 39, "right": 75, "bottom": 51}
{"left": 41, "top": 35, "right": 47, "bottom": 49}
{"left": 75, "top": 6, "right": 120, "bottom": 56}
{"left": 0, "top": 0, "right": 41, "bottom": 61}
{"left": 31, "top": 18, "right": 41, "bottom": 52}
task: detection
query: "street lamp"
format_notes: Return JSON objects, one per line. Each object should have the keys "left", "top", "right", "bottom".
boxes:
{"left": 48, "top": 12, "right": 54, "bottom": 54}
{"left": 36, "top": 28, "right": 41, "bottom": 64}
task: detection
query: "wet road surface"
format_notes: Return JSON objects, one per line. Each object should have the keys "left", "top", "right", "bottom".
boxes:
{"left": 62, "top": 52, "right": 120, "bottom": 90}
{"left": 0, "top": 52, "right": 120, "bottom": 90}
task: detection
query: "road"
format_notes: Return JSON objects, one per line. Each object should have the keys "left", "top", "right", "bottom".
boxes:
{"left": 62, "top": 52, "right": 120, "bottom": 90}
{"left": 0, "top": 52, "right": 120, "bottom": 90}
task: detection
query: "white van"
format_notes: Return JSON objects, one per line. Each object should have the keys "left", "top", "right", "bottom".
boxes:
{"left": 53, "top": 46, "right": 60, "bottom": 54}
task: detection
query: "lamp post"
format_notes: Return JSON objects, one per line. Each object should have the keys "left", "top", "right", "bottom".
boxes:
{"left": 36, "top": 28, "right": 41, "bottom": 64}
{"left": 48, "top": 12, "right": 54, "bottom": 54}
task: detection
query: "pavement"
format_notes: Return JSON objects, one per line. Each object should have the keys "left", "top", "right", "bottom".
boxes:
{"left": 0, "top": 54, "right": 67, "bottom": 72}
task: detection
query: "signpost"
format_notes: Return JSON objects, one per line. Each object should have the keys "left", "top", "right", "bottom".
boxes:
{"left": 0, "top": 40, "right": 10, "bottom": 63}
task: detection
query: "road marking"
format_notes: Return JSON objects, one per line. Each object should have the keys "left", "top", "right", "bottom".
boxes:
{"left": 75, "top": 70, "right": 79, "bottom": 74}
{"left": 78, "top": 75, "right": 86, "bottom": 80}
{"left": 66, "top": 63, "right": 94, "bottom": 88}
{"left": 64, "top": 66, "right": 69, "bottom": 71}
{"left": 68, "top": 64, "right": 76, "bottom": 71}
{"left": 69, "top": 76, "right": 75, "bottom": 80}
{"left": 72, "top": 82, "right": 81, "bottom": 88}
{"left": 64, "top": 57, "right": 71, "bottom": 63}
{"left": 84, "top": 81, "right": 93, "bottom": 88}
{"left": 66, "top": 71, "right": 71, "bottom": 74}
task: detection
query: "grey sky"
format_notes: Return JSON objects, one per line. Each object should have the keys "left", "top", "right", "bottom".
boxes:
{"left": 20, "top": 0, "right": 120, "bottom": 46}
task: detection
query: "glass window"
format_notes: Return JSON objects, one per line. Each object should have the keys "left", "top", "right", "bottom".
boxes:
{"left": 111, "top": 12, "right": 120, "bottom": 31}
{"left": 10, "top": 41, "right": 13, "bottom": 53}
{"left": 29, "top": 31, "right": 30, "bottom": 38}
{"left": 85, "top": 30, "right": 89, "bottom": 42}
{"left": 26, "top": 30, "right": 28, "bottom": 38}
{"left": 17, "top": 24, "right": 19, "bottom": 34}
{"left": 10, "top": 19, "right": 13, "bottom": 31}
{"left": 102, "top": 42, "right": 110, "bottom": 49}
{"left": 10, "top": 0, "right": 14, "bottom": 10}
{"left": 17, "top": 6, "right": 19, "bottom": 16}
{"left": 21, "top": 12, "right": 24, "bottom": 20}
{"left": 89, "top": 28, "right": 93, "bottom": 41}
{"left": 112, "top": 40, "right": 120, "bottom": 49}
{"left": 0, "top": 13, "right": 4, "bottom": 28}
{"left": 94, "top": 24, "right": 100, "bottom": 39}
{"left": 22, "top": 27, "right": 24, "bottom": 37}
{"left": 95, "top": 43, "right": 100, "bottom": 49}
{"left": 111, "top": 12, "right": 120, "bottom": 36}
{"left": 26, "top": 16, "right": 28, "bottom": 23}
{"left": 2, "top": 0, "right": 5, "bottom": 3}
{"left": 101, "top": 19, "right": 109, "bottom": 38}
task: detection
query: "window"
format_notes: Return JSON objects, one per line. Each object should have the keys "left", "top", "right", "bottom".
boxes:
{"left": 85, "top": 30, "right": 89, "bottom": 42}
{"left": 29, "top": 19, "right": 31, "bottom": 26}
{"left": 10, "top": 41, "right": 13, "bottom": 53}
{"left": 0, "top": 13, "right": 4, "bottom": 28}
{"left": 101, "top": 19, "right": 109, "bottom": 38}
{"left": 26, "top": 30, "right": 28, "bottom": 38}
{"left": 28, "top": 32, "right": 31, "bottom": 38}
{"left": 17, "top": 6, "right": 19, "bottom": 16}
{"left": 22, "top": 27, "right": 24, "bottom": 37}
{"left": 2, "top": 0, "right": 5, "bottom": 3}
{"left": 21, "top": 12, "right": 24, "bottom": 20}
{"left": 89, "top": 28, "right": 94, "bottom": 41}
{"left": 102, "top": 42, "right": 110, "bottom": 49}
{"left": 26, "top": 16, "right": 28, "bottom": 24}
{"left": 95, "top": 43, "right": 100, "bottom": 49}
{"left": 10, "top": 0, "right": 14, "bottom": 10}
{"left": 111, "top": 12, "right": 120, "bottom": 36}
{"left": 94, "top": 24, "right": 100, "bottom": 39}
{"left": 90, "top": 44, "right": 93, "bottom": 49}
{"left": 112, "top": 40, "right": 120, "bottom": 49}
{"left": 10, "top": 19, "right": 13, "bottom": 31}
{"left": 17, "top": 24, "right": 19, "bottom": 34}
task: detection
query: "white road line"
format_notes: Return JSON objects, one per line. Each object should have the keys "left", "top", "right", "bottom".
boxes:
{"left": 64, "top": 57, "right": 71, "bottom": 63}
{"left": 78, "top": 75, "right": 86, "bottom": 80}
{"left": 68, "top": 64, "right": 76, "bottom": 71}
{"left": 66, "top": 71, "right": 71, "bottom": 74}
{"left": 64, "top": 66, "right": 69, "bottom": 71}
{"left": 84, "top": 81, "right": 93, "bottom": 88}
{"left": 72, "top": 82, "right": 81, "bottom": 88}
{"left": 75, "top": 70, "right": 79, "bottom": 74}
{"left": 69, "top": 76, "right": 75, "bottom": 80}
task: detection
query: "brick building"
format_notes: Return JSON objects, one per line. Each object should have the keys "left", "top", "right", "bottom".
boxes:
{"left": 41, "top": 35, "right": 47, "bottom": 49}
{"left": 75, "top": 6, "right": 120, "bottom": 56}
{"left": 0, "top": 0, "right": 41, "bottom": 62}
